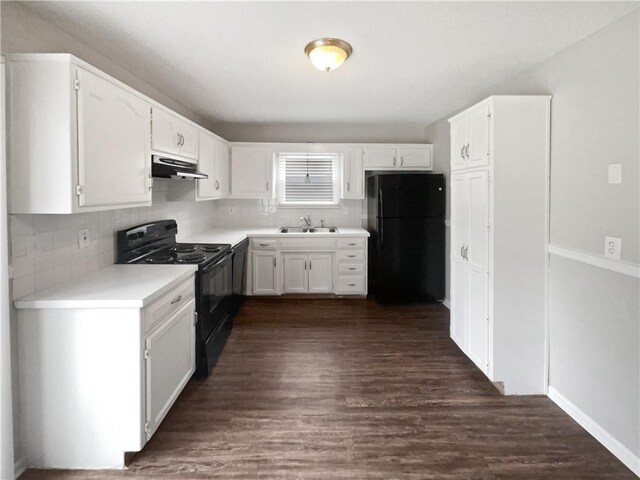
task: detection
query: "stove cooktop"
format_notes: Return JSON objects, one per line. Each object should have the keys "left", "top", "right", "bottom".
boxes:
{"left": 138, "top": 243, "right": 230, "bottom": 267}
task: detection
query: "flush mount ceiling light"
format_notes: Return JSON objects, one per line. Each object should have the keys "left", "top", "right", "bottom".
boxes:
{"left": 304, "top": 38, "right": 353, "bottom": 72}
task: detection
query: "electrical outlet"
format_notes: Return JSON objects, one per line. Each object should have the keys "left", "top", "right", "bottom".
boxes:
{"left": 604, "top": 236, "right": 621, "bottom": 260}
{"left": 78, "top": 228, "right": 90, "bottom": 249}
{"left": 228, "top": 207, "right": 235, "bottom": 215}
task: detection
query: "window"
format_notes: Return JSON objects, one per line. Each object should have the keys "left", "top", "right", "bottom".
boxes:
{"left": 277, "top": 153, "right": 340, "bottom": 206}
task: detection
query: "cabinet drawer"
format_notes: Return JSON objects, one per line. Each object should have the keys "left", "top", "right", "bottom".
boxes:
{"left": 145, "top": 278, "right": 195, "bottom": 334}
{"left": 251, "top": 239, "right": 278, "bottom": 250}
{"left": 338, "top": 263, "right": 365, "bottom": 275}
{"left": 337, "top": 275, "right": 366, "bottom": 294}
{"left": 338, "top": 238, "right": 366, "bottom": 250}
{"left": 337, "top": 250, "right": 365, "bottom": 262}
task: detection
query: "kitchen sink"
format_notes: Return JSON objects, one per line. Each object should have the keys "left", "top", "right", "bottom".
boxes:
{"left": 278, "top": 227, "right": 339, "bottom": 233}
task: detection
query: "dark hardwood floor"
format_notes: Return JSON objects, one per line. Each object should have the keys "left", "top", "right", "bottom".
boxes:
{"left": 22, "top": 298, "right": 634, "bottom": 479}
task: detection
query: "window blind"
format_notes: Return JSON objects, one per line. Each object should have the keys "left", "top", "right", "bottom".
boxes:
{"left": 277, "top": 153, "right": 339, "bottom": 205}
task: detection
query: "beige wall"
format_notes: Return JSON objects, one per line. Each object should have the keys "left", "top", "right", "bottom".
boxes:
{"left": 425, "top": 9, "right": 639, "bottom": 469}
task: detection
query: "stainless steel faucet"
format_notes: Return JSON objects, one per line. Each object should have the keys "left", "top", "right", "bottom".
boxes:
{"left": 300, "top": 214, "right": 312, "bottom": 228}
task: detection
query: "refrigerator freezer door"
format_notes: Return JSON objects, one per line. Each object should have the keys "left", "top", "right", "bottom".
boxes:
{"left": 375, "top": 174, "right": 445, "bottom": 219}
{"left": 372, "top": 217, "right": 445, "bottom": 303}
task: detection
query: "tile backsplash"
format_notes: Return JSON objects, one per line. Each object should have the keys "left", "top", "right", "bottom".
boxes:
{"left": 8, "top": 180, "right": 366, "bottom": 300}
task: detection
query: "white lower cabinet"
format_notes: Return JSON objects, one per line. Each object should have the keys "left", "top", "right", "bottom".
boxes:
{"left": 16, "top": 273, "right": 197, "bottom": 469}
{"left": 249, "top": 236, "right": 367, "bottom": 296}
{"left": 283, "top": 253, "right": 334, "bottom": 294}
{"left": 145, "top": 299, "right": 196, "bottom": 439}
{"left": 283, "top": 254, "right": 308, "bottom": 293}
{"left": 252, "top": 251, "right": 279, "bottom": 294}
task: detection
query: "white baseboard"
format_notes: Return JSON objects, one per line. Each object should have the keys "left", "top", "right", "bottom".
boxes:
{"left": 442, "top": 297, "right": 450, "bottom": 309}
{"left": 14, "top": 456, "right": 26, "bottom": 479}
{"left": 548, "top": 386, "right": 640, "bottom": 477}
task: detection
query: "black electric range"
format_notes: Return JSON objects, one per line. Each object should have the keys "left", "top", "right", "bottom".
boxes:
{"left": 116, "top": 220, "right": 235, "bottom": 378}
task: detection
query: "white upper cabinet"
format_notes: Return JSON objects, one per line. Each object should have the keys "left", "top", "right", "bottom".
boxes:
{"left": 342, "top": 147, "right": 364, "bottom": 199}
{"left": 396, "top": 146, "right": 432, "bottom": 169}
{"left": 363, "top": 145, "right": 432, "bottom": 170}
{"left": 76, "top": 68, "right": 152, "bottom": 208}
{"left": 197, "top": 130, "right": 229, "bottom": 200}
{"left": 450, "top": 102, "right": 491, "bottom": 172}
{"left": 230, "top": 145, "right": 274, "bottom": 198}
{"left": 151, "top": 107, "right": 198, "bottom": 160}
{"left": 7, "top": 54, "right": 153, "bottom": 214}
{"left": 362, "top": 146, "right": 397, "bottom": 168}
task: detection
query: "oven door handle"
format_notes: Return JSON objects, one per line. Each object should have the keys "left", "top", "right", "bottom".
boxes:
{"left": 201, "top": 251, "right": 233, "bottom": 273}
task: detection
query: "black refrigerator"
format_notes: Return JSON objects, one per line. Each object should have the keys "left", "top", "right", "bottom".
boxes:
{"left": 367, "top": 173, "right": 445, "bottom": 303}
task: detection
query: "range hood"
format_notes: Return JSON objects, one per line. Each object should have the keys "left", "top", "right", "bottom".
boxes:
{"left": 152, "top": 155, "right": 208, "bottom": 180}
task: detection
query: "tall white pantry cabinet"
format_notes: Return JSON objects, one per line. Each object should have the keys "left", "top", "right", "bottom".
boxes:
{"left": 449, "top": 95, "right": 550, "bottom": 395}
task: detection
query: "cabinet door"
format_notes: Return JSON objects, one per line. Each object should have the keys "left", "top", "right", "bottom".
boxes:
{"left": 283, "top": 254, "right": 308, "bottom": 293}
{"left": 213, "top": 139, "right": 230, "bottom": 196}
{"left": 196, "top": 131, "right": 218, "bottom": 199}
{"left": 450, "top": 117, "right": 468, "bottom": 171}
{"left": 450, "top": 174, "right": 469, "bottom": 349}
{"left": 231, "top": 146, "right": 273, "bottom": 198}
{"left": 252, "top": 251, "right": 278, "bottom": 294}
{"left": 363, "top": 146, "right": 397, "bottom": 169}
{"left": 76, "top": 68, "right": 151, "bottom": 208}
{"left": 178, "top": 121, "right": 198, "bottom": 160}
{"left": 397, "top": 147, "right": 432, "bottom": 169}
{"left": 450, "top": 256, "right": 468, "bottom": 350}
{"left": 145, "top": 300, "right": 195, "bottom": 440}
{"left": 308, "top": 254, "right": 333, "bottom": 293}
{"left": 450, "top": 174, "right": 469, "bottom": 264}
{"left": 151, "top": 107, "right": 182, "bottom": 156}
{"left": 467, "top": 104, "right": 491, "bottom": 169}
{"left": 342, "top": 147, "right": 364, "bottom": 199}
{"left": 466, "top": 170, "right": 490, "bottom": 373}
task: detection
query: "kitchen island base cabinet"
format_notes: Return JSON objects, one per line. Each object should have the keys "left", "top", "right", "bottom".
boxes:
{"left": 17, "top": 277, "right": 196, "bottom": 469}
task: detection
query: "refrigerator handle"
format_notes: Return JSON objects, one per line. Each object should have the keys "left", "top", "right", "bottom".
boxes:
{"left": 378, "top": 187, "right": 384, "bottom": 217}
{"left": 378, "top": 218, "right": 384, "bottom": 249}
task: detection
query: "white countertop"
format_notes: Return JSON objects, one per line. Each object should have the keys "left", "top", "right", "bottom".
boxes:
{"left": 181, "top": 226, "right": 370, "bottom": 246}
{"left": 14, "top": 264, "right": 198, "bottom": 309}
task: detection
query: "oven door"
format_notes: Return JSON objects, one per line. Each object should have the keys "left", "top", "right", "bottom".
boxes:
{"left": 198, "top": 251, "right": 233, "bottom": 341}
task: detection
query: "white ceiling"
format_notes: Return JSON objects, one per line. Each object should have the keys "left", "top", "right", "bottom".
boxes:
{"left": 20, "top": 1, "right": 638, "bottom": 126}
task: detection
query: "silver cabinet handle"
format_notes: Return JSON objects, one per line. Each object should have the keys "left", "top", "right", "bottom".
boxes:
{"left": 182, "top": 134, "right": 185, "bottom": 147}
{"left": 259, "top": 243, "right": 269, "bottom": 247}
{"left": 465, "top": 143, "right": 469, "bottom": 158}
{"left": 177, "top": 133, "right": 182, "bottom": 147}
{"left": 309, "top": 260, "right": 312, "bottom": 270}
{"left": 304, "top": 260, "right": 307, "bottom": 270}
{"left": 460, "top": 245, "right": 464, "bottom": 257}
{"left": 465, "top": 245, "right": 469, "bottom": 260}
{"left": 347, "top": 254, "right": 356, "bottom": 258}
{"left": 273, "top": 257, "right": 276, "bottom": 268}
{"left": 348, "top": 267, "right": 356, "bottom": 271}
{"left": 215, "top": 180, "right": 220, "bottom": 190}
{"left": 347, "top": 181, "right": 350, "bottom": 192}
{"left": 400, "top": 156, "right": 404, "bottom": 167}
{"left": 393, "top": 157, "right": 397, "bottom": 167}
{"left": 348, "top": 283, "right": 356, "bottom": 287}
{"left": 348, "top": 243, "right": 357, "bottom": 246}
{"left": 170, "top": 295, "right": 183, "bottom": 305}
{"left": 266, "top": 181, "right": 269, "bottom": 191}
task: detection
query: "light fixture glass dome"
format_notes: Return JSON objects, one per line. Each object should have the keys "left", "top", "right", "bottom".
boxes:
{"left": 305, "top": 38, "right": 352, "bottom": 72}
